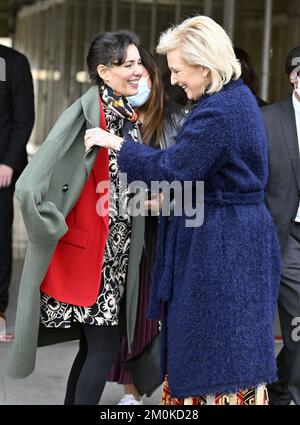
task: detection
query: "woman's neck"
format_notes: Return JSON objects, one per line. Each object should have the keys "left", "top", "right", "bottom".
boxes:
{"left": 137, "top": 111, "right": 145, "bottom": 123}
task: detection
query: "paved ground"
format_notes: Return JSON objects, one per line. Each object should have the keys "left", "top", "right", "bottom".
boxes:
{"left": 0, "top": 259, "right": 161, "bottom": 405}
{"left": 0, "top": 340, "right": 162, "bottom": 405}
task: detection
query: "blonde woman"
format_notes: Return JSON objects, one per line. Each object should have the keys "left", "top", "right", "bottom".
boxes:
{"left": 84, "top": 16, "right": 281, "bottom": 405}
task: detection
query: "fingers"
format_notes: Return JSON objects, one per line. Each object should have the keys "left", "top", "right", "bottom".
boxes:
{"left": 84, "top": 127, "right": 116, "bottom": 152}
{"left": 84, "top": 130, "right": 97, "bottom": 152}
{"left": 0, "top": 175, "right": 12, "bottom": 189}
{"left": 84, "top": 134, "right": 92, "bottom": 152}
{"left": 0, "top": 166, "right": 13, "bottom": 189}
{"left": 84, "top": 127, "right": 104, "bottom": 152}
{"left": 144, "top": 200, "right": 151, "bottom": 210}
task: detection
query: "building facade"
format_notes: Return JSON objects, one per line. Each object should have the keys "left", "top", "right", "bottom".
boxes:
{"left": 7, "top": 0, "right": 299, "bottom": 150}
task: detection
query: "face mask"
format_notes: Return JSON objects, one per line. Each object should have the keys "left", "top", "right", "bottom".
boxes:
{"left": 295, "top": 77, "right": 300, "bottom": 97}
{"left": 128, "top": 75, "right": 151, "bottom": 107}
{"left": 291, "top": 68, "right": 300, "bottom": 97}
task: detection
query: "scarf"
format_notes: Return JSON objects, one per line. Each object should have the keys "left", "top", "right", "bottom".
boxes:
{"left": 100, "top": 84, "right": 138, "bottom": 125}
{"left": 100, "top": 84, "right": 139, "bottom": 143}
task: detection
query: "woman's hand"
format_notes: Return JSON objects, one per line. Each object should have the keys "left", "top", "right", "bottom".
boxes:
{"left": 144, "top": 192, "right": 164, "bottom": 214}
{"left": 84, "top": 128, "right": 123, "bottom": 152}
{"left": 0, "top": 164, "right": 14, "bottom": 189}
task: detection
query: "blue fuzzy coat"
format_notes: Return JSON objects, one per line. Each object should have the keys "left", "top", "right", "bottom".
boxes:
{"left": 118, "top": 79, "right": 281, "bottom": 398}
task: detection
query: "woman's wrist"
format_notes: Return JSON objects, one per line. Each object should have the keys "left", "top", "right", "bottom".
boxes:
{"left": 114, "top": 137, "right": 125, "bottom": 151}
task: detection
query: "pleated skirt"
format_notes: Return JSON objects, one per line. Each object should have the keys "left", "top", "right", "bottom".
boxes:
{"left": 108, "top": 216, "right": 160, "bottom": 385}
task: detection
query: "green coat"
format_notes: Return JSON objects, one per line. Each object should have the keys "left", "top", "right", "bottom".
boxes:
{"left": 8, "top": 86, "right": 144, "bottom": 378}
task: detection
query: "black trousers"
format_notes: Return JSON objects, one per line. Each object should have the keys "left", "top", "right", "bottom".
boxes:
{"left": 64, "top": 324, "right": 120, "bottom": 405}
{"left": 0, "top": 184, "right": 14, "bottom": 313}
{"left": 268, "top": 223, "right": 300, "bottom": 405}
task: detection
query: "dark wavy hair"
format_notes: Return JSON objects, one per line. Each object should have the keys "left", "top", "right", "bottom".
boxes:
{"left": 234, "top": 47, "right": 259, "bottom": 96}
{"left": 137, "top": 46, "right": 164, "bottom": 146}
{"left": 87, "top": 30, "right": 140, "bottom": 86}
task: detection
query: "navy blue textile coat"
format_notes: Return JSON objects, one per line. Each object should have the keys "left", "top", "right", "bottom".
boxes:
{"left": 118, "top": 79, "right": 281, "bottom": 398}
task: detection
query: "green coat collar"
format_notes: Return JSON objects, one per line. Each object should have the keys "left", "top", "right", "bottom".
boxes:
{"left": 80, "top": 85, "right": 102, "bottom": 177}
{"left": 81, "top": 85, "right": 100, "bottom": 129}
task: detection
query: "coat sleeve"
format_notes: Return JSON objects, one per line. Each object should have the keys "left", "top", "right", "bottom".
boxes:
{"left": 2, "top": 53, "right": 35, "bottom": 173}
{"left": 15, "top": 138, "right": 68, "bottom": 245}
{"left": 118, "top": 106, "right": 229, "bottom": 186}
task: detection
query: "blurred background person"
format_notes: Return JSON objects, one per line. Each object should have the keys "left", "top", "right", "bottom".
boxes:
{"left": 263, "top": 46, "right": 300, "bottom": 405}
{"left": 0, "top": 44, "right": 34, "bottom": 342}
{"left": 234, "top": 46, "right": 268, "bottom": 107}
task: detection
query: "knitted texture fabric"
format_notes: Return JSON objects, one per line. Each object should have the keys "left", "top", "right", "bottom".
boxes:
{"left": 118, "top": 79, "right": 281, "bottom": 398}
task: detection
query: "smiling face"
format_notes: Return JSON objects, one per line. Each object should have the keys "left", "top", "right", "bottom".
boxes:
{"left": 167, "top": 48, "right": 210, "bottom": 101}
{"left": 97, "top": 44, "right": 143, "bottom": 96}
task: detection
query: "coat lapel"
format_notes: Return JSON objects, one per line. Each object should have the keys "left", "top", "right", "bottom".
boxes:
{"left": 81, "top": 85, "right": 100, "bottom": 128}
{"left": 81, "top": 85, "right": 109, "bottom": 232}
{"left": 80, "top": 85, "right": 102, "bottom": 179}
{"left": 281, "top": 97, "right": 300, "bottom": 189}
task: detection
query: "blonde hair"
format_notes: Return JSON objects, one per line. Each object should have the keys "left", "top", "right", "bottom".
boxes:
{"left": 157, "top": 15, "right": 241, "bottom": 95}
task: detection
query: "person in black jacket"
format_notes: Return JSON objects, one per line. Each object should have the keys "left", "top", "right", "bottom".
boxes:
{"left": 234, "top": 47, "right": 268, "bottom": 108}
{"left": 263, "top": 46, "right": 300, "bottom": 405}
{"left": 0, "top": 45, "right": 34, "bottom": 340}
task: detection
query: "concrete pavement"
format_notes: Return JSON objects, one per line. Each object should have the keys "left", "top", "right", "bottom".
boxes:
{"left": 0, "top": 259, "right": 161, "bottom": 405}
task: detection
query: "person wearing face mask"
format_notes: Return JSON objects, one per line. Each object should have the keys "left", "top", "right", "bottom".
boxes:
{"left": 263, "top": 46, "right": 300, "bottom": 405}
{"left": 107, "top": 46, "right": 189, "bottom": 405}
{"left": 128, "top": 74, "right": 151, "bottom": 108}
{"left": 7, "top": 31, "right": 155, "bottom": 405}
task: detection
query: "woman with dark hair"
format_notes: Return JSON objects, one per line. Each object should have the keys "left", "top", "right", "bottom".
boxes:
{"left": 130, "top": 46, "right": 164, "bottom": 146}
{"left": 8, "top": 31, "right": 150, "bottom": 405}
{"left": 234, "top": 47, "right": 268, "bottom": 107}
{"left": 107, "top": 46, "right": 188, "bottom": 405}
